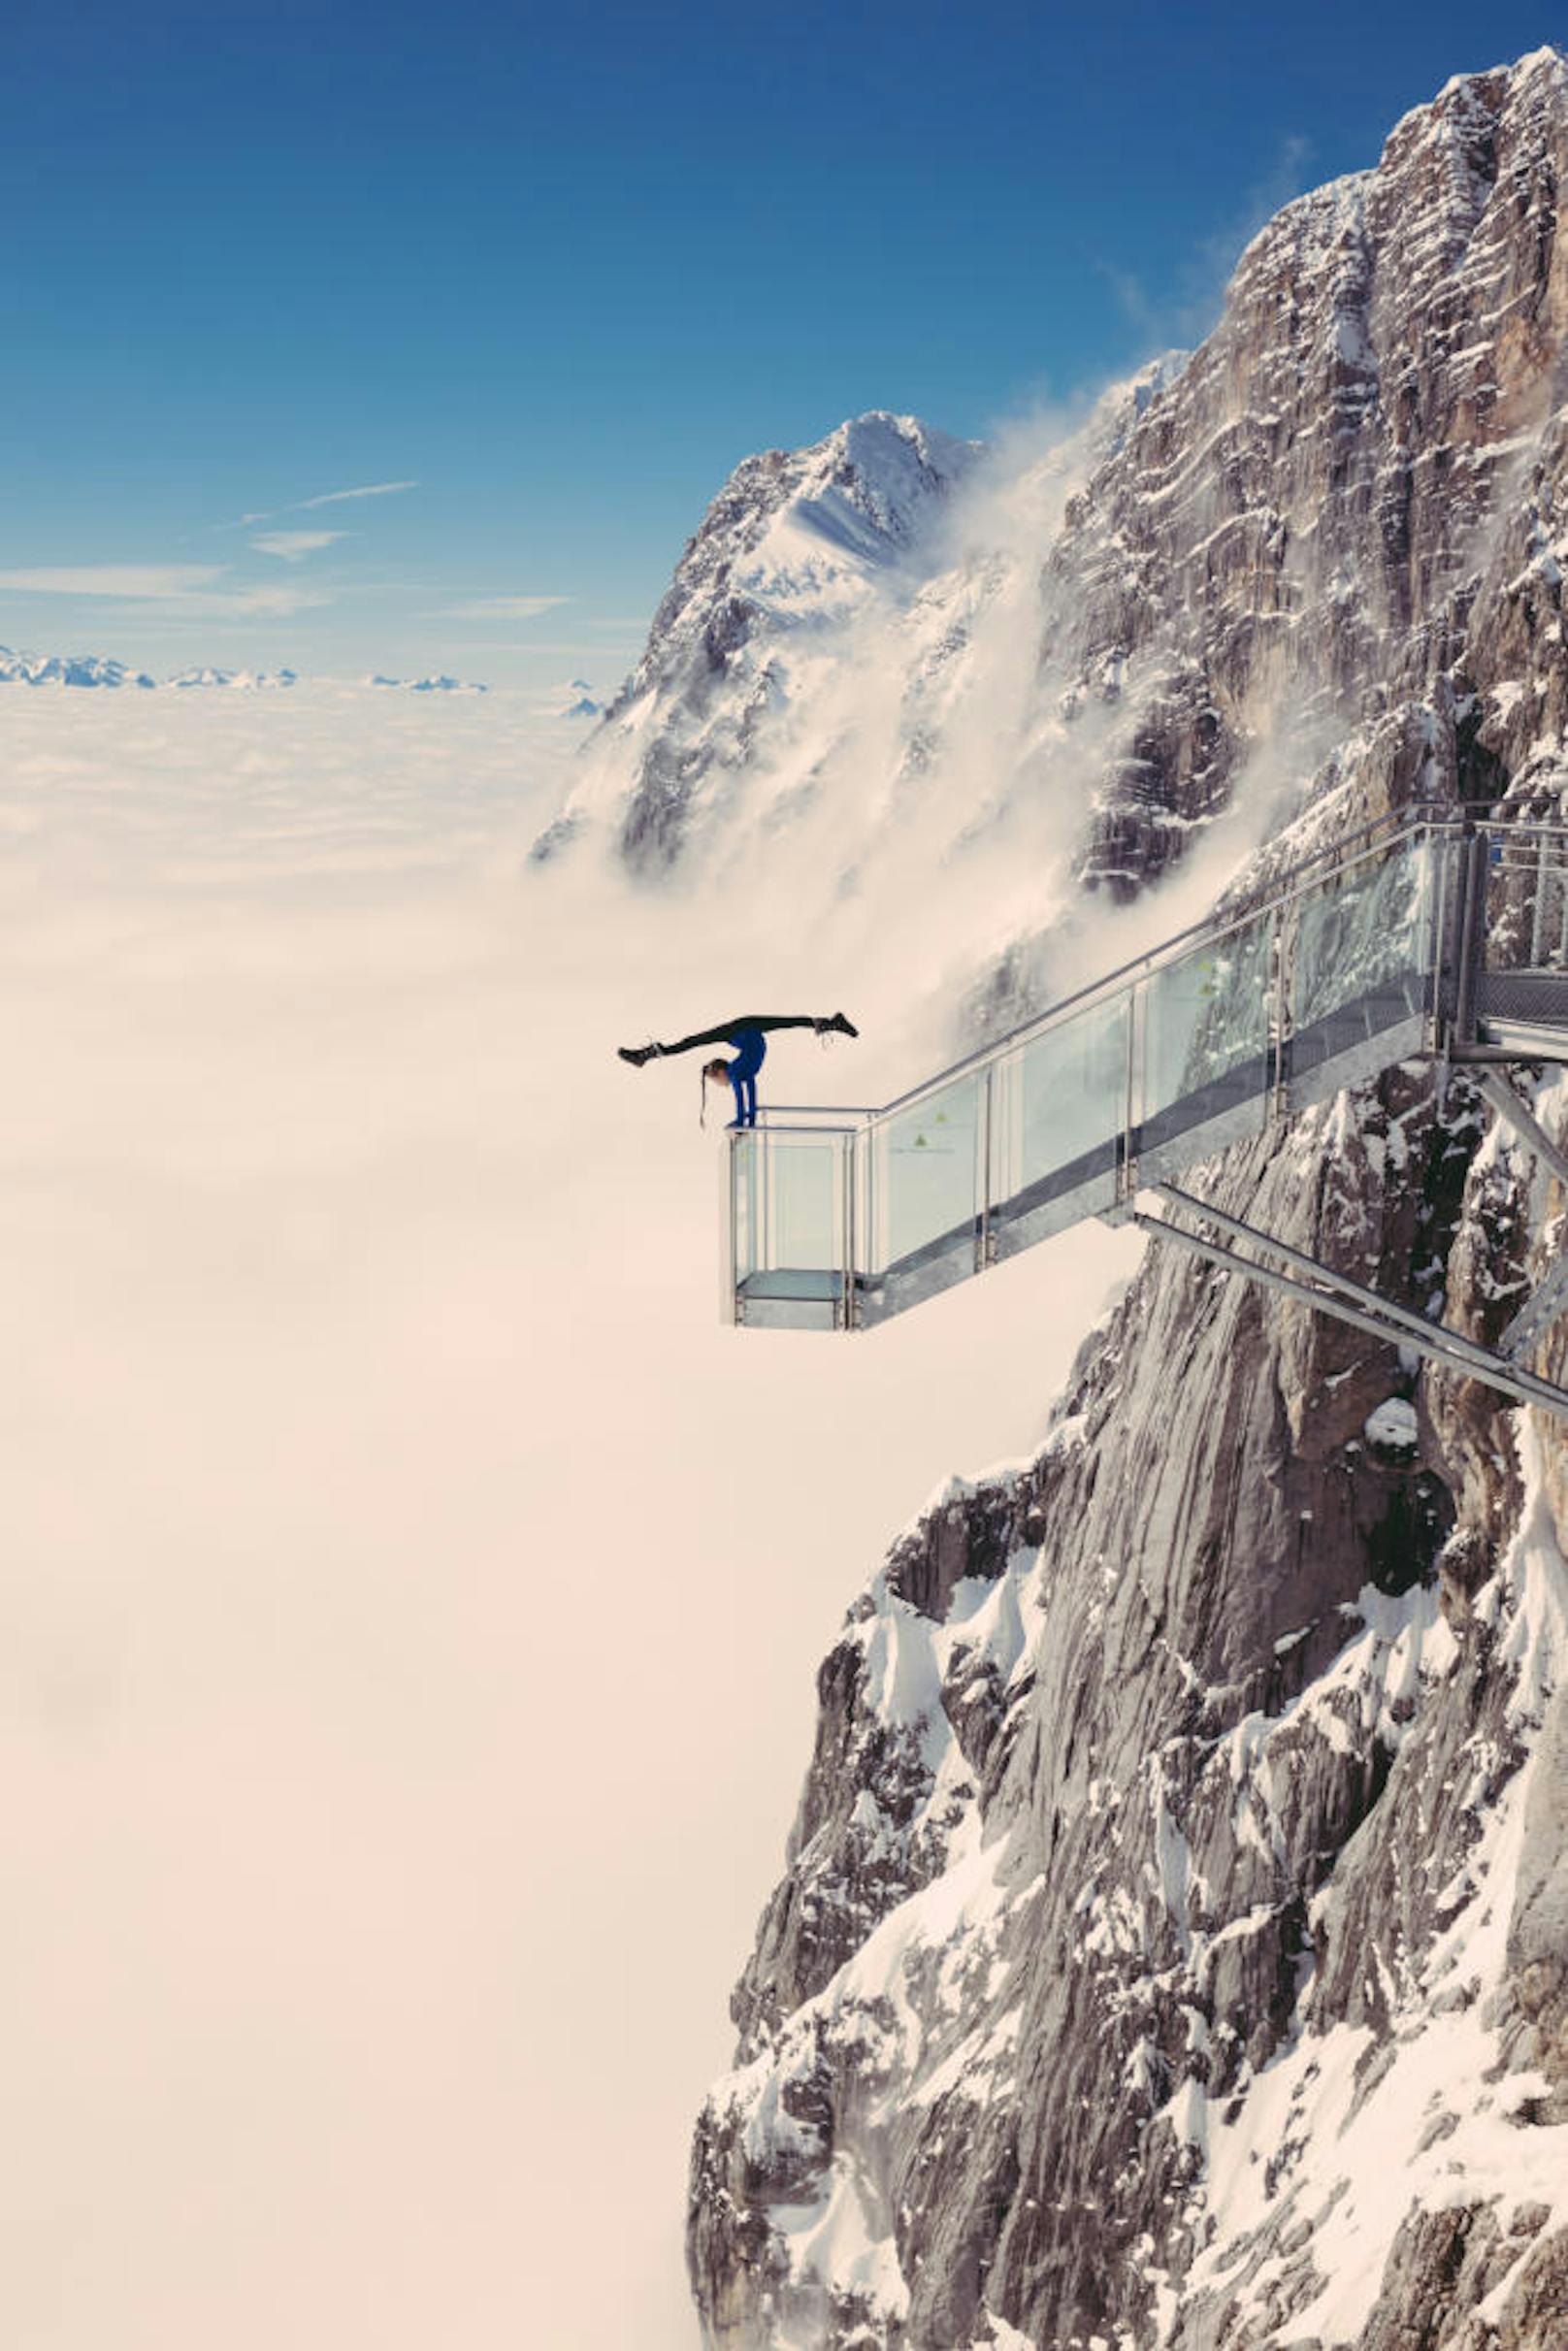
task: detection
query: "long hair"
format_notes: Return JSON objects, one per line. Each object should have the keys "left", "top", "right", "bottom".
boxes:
{"left": 700, "top": 1058, "right": 732, "bottom": 1127}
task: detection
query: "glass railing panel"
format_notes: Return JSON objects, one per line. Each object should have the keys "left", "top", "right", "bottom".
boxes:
{"left": 731, "top": 1130, "right": 762, "bottom": 1291}
{"left": 1139, "top": 908, "right": 1276, "bottom": 1163}
{"left": 994, "top": 991, "right": 1129, "bottom": 1230}
{"left": 1290, "top": 835, "right": 1434, "bottom": 1079}
{"left": 868, "top": 1073, "right": 980, "bottom": 1279}
{"left": 1483, "top": 831, "right": 1568, "bottom": 973}
{"left": 730, "top": 1127, "right": 848, "bottom": 1318}
{"left": 1466, "top": 827, "right": 1568, "bottom": 1047}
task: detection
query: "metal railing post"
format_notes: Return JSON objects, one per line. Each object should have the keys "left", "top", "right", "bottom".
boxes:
{"left": 842, "top": 1129, "right": 859, "bottom": 1331}
{"left": 1453, "top": 829, "right": 1487, "bottom": 1050}
{"left": 761, "top": 1123, "right": 773, "bottom": 1283}
{"left": 1531, "top": 831, "right": 1550, "bottom": 966}
{"left": 1120, "top": 983, "right": 1140, "bottom": 1201}
{"left": 1424, "top": 829, "right": 1449, "bottom": 1052}
{"left": 1271, "top": 903, "right": 1290, "bottom": 1121}
{"left": 721, "top": 1131, "right": 740, "bottom": 1325}
{"left": 977, "top": 1063, "right": 995, "bottom": 1271}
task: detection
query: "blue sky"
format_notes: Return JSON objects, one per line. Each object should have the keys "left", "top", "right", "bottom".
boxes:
{"left": 0, "top": 1, "right": 1559, "bottom": 688}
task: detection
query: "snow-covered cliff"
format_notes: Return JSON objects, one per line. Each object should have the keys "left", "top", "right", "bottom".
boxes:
{"left": 526, "top": 378, "right": 1193, "bottom": 902}
{"left": 669, "top": 49, "right": 1568, "bottom": 2351}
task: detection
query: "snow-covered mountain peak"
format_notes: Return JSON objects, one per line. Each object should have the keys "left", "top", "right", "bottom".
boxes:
{"left": 528, "top": 408, "right": 984, "bottom": 873}
{"left": 0, "top": 645, "right": 156, "bottom": 689}
{"left": 698, "top": 408, "right": 979, "bottom": 576}
{"left": 773, "top": 408, "right": 982, "bottom": 564}
{"left": 167, "top": 665, "right": 298, "bottom": 690}
{"left": 632, "top": 405, "right": 980, "bottom": 646}
{"left": 529, "top": 376, "right": 1184, "bottom": 886}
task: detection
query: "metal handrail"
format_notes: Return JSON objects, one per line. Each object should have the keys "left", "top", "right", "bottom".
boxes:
{"left": 746, "top": 1116, "right": 864, "bottom": 1134}
{"left": 878, "top": 817, "right": 1461, "bottom": 1117}
{"left": 763, "top": 806, "right": 1459, "bottom": 1134}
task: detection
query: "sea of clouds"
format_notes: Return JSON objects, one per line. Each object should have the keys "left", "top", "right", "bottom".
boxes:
{"left": 0, "top": 679, "right": 1148, "bottom": 2349}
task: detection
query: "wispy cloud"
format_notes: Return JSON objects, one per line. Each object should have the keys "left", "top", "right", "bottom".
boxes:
{"left": 146, "top": 584, "right": 334, "bottom": 621}
{"left": 0, "top": 564, "right": 226, "bottom": 599}
{"left": 0, "top": 565, "right": 330, "bottom": 620}
{"left": 218, "top": 481, "right": 419, "bottom": 531}
{"left": 443, "top": 595, "right": 570, "bottom": 622}
{"left": 251, "top": 531, "right": 347, "bottom": 562}
{"left": 208, "top": 584, "right": 334, "bottom": 617}
{"left": 299, "top": 479, "right": 419, "bottom": 510}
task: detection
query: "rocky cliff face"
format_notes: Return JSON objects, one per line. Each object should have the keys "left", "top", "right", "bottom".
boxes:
{"left": 687, "top": 51, "right": 1568, "bottom": 2351}
{"left": 1045, "top": 49, "right": 1568, "bottom": 897}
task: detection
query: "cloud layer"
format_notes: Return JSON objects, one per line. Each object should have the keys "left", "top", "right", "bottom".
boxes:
{"left": 0, "top": 683, "right": 1139, "bottom": 2351}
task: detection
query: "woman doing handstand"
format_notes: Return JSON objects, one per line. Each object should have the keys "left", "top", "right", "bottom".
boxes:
{"left": 618, "top": 1011, "right": 859, "bottom": 1127}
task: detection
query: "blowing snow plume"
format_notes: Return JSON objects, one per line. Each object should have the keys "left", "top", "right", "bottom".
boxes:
{"left": 526, "top": 371, "right": 1237, "bottom": 1087}
{"left": 528, "top": 310, "right": 1399, "bottom": 1096}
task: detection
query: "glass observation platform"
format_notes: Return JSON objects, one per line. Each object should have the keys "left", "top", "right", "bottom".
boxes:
{"left": 723, "top": 816, "right": 1568, "bottom": 1345}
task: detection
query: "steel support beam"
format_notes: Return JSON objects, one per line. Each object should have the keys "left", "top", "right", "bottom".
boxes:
{"left": 1475, "top": 1068, "right": 1568, "bottom": 1193}
{"left": 1499, "top": 1251, "right": 1568, "bottom": 1363}
{"left": 1145, "top": 1186, "right": 1568, "bottom": 1418}
{"left": 1155, "top": 1184, "right": 1486, "bottom": 1368}
{"left": 1472, "top": 1071, "right": 1568, "bottom": 1361}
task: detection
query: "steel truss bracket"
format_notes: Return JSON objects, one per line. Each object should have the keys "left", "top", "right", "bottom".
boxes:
{"left": 1474, "top": 1070, "right": 1568, "bottom": 1362}
{"left": 1474, "top": 1068, "right": 1568, "bottom": 1193}
{"left": 1140, "top": 1183, "right": 1568, "bottom": 1420}
{"left": 1095, "top": 1198, "right": 1141, "bottom": 1229}
{"left": 1499, "top": 1253, "right": 1568, "bottom": 1363}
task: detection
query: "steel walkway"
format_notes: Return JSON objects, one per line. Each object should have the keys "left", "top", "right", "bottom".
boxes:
{"left": 722, "top": 815, "right": 1568, "bottom": 1414}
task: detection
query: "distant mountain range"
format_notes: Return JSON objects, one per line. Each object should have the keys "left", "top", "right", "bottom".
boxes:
{"left": 0, "top": 648, "right": 299, "bottom": 690}
{"left": 0, "top": 650, "right": 534, "bottom": 700}
{"left": 0, "top": 648, "right": 159, "bottom": 688}
{"left": 0, "top": 648, "right": 604, "bottom": 712}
